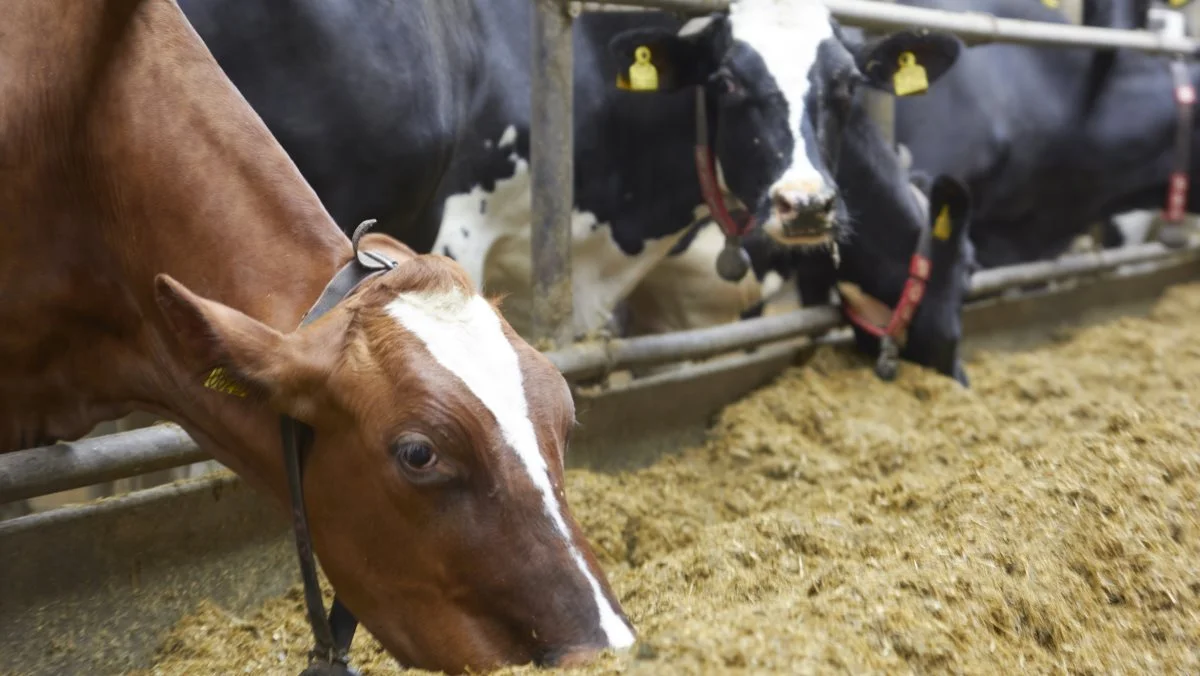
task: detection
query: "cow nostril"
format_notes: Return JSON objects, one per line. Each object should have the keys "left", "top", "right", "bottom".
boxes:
{"left": 772, "top": 193, "right": 797, "bottom": 217}
{"left": 817, "top": 194, "right": 836, "bottom": 214}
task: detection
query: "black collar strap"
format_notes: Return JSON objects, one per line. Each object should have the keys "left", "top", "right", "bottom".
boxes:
{"left": 286, "top": 219, "right": 396, "bottom": 676}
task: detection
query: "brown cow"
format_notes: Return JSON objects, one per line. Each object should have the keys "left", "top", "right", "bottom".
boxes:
{"left": 0, "top": 0, "right": 633, "bottom": 672}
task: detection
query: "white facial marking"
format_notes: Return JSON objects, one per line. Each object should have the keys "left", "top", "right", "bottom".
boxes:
{"left": 730, "top": 0, "right": 834, "bottom": 195}
{"left": 432, "top": 127, "right": 688, "bottom": 339}
{"left": 497, "top": 125, "right": 518, "bottom": 149}
{"left": 385, "top": 291, "right": 635, "bottom": 649}
{"left": 678, "top": 15, "right": 715, "bottom": 37}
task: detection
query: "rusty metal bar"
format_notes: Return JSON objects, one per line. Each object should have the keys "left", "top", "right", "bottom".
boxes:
{"left": 531, "top": 0, "right": 577, "bottom": 347}
{"left": 862, "top": 0, "right": 897, "bottom": 149}
{"left": 0, "top": 425, "right": 205, "bottom": 504}
{"left": 584, "top": 0, "right": 1200, "bottom": 55}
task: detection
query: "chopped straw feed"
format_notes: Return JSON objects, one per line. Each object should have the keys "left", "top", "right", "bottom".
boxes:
{"left": 140, "top": 283, "right": 1200, "bottom": 675}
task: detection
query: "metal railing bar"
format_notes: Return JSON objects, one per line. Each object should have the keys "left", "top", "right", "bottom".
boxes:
{"left": 580, "top": 0, "right": 1200, "bottom": 56}
{"left": 0, "top": 425, "right": 204, "bottom": 504}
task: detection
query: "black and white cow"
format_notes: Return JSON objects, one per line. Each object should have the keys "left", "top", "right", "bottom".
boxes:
{"left": 894, "top": 0, "right": 1200, "bottom": 268}
{"left": 733, "top": 116, "right": 977, "bottom": 385}
{"left": 180, "top": 0, "right": 959, "bottom": 340}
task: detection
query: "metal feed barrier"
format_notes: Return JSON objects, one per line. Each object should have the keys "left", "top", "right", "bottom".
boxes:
{"left": 4, "top": 2, "right": 1200, "bottom": 673}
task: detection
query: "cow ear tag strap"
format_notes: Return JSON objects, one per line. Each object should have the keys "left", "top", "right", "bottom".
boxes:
{"left": 893, "top": 52, "right": 929, "bottom": 97}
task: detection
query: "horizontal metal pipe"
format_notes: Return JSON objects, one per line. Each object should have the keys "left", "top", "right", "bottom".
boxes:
{"left": 3, "top": 239, "right": 1197, "bottom": 503}
{"left": 583, "top": 0, "right": 1200, "bottom": 56}
{"left": 823, "top": 0, "right": 1200, "bottom": 55}
{"left": 0, "top": 425, "right": 204, "bottom": 504}
{"left": 546, "top": 305, "right": 844, "bottom": 380}
{"left": 968, "top": 240, "right": 1200, "bottom": 298}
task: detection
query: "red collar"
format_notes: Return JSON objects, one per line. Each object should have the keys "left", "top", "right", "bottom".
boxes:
{"left": 841, "top": 227, "right": 933, "bottom": 346}
{"left": 694, "top": 87, "right": 755, "bottom": 239}
{"left": 1164, "top": 58, "right": 1194, "bottom": 226}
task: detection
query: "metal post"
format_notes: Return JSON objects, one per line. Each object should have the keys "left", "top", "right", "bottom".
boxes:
{"left": 1060, "top": 0, "right": 1083, "bottom": 25}
{"left": 531, "top": 0, "right": 576, "bottom": 348}
{"left": 863, "top": 0, "right": 896, "bottom": 149}
{"left": 1186, "top": 1, "right": 1200, "bottom": 41}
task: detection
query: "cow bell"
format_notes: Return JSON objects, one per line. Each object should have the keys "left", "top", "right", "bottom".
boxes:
{"left": 716, "top": 235, "right": 750, "bottom": 282}
{"left": 874, "top": 335, "right": 900, "bottom": 382}
{"left": 1159, "top": 222, "right": 1189, "bottom": 250}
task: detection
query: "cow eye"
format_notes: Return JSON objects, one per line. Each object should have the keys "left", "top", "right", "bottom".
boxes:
{"left": 394, "top": 439, "right": 438, "bottom": 471}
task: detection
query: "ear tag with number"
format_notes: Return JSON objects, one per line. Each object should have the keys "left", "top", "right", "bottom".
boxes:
{"left": 628, "top": 46, "right": 659, "bottom": 92}
{"left": 932, "top": 204, "right": 952, "bottom": 240}
{"left": 893, "top": 51, "right": 929, "bottom": 97}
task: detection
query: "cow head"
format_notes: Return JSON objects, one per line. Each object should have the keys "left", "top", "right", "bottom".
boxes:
{"left": 154, "top": 237, "right": 633, "bottom": 673}
{"left": 607, "top": 0, "right": 959, "bottom": 249}
{"left": 839, "top": 175, "right": 976, "bottom": 385}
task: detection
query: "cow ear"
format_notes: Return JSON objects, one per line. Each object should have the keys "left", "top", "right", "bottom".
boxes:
{"left": 927, "top": 175, "right": 972, "bottom": 246}
{"left": 854, "top": 29, "right": 962, "bottom": 95}
{"left": 154, "top": 274, "right": 333, "bottom": 420}
{"left": 608, "top": 15, "right": 726, "bottom": 93}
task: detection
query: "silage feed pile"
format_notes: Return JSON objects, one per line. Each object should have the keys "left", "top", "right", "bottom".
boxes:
{"left": 141, "top": 284, "right": 1200, "bottom": 675}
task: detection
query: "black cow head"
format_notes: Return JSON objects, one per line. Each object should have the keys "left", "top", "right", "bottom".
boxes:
{"left": 840, "top": 175, "right": 976, "bottom": 386}
{"left": 607, "top": 0, "right": 960, "bottom": 250}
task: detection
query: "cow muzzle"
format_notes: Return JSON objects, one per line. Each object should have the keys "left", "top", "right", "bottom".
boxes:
{"left": 765, "top": 184, "right": 838, "bottom": 246}
{"left": 538, "top": 644, "right": 607, "bottom": 668}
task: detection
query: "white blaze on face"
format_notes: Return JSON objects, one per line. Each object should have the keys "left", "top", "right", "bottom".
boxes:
{"left": 385, "top": 291, "right": 635, "bottom": 649}
{"left": 729, "top": 0, "right": 835, "bottom": 201}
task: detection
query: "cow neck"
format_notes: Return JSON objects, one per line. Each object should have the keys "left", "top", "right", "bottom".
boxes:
{"left": 81, "top": 0, "right": 353, "bottom": 499}
{"left": 841, "top": 225, "right": 934, "bottom": 381}
{"left": 1083, "top": 57, "right": 1200, "bottom": 207}
{"left": 832, "top": 107, "right": 935, "bottom": 380}
{"left": 1161, "top": 57, "right": 1194, "bottom": 236}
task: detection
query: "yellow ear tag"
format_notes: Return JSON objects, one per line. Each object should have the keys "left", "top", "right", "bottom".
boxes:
{"left": 203, "top": 367, "right": 248, "bottom": 398}
{"left": 893, "top": 51, "right": 929, "bottom": 97}
{"left": 932, "top": 204, "right": 952, "bottom": 240}
{"left": 628, "top": 46, "right": 659, "bottom": 92}
{"left": 1170, "top": 0, "right": 1187, "bottom": 7}
{"left": 1042, "top": 0, "right": 1060, "bottom": 8}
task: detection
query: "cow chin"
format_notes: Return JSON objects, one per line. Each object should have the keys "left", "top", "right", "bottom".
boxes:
{"left": 364, "top": 601, "right": 540, "bottom": 675}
